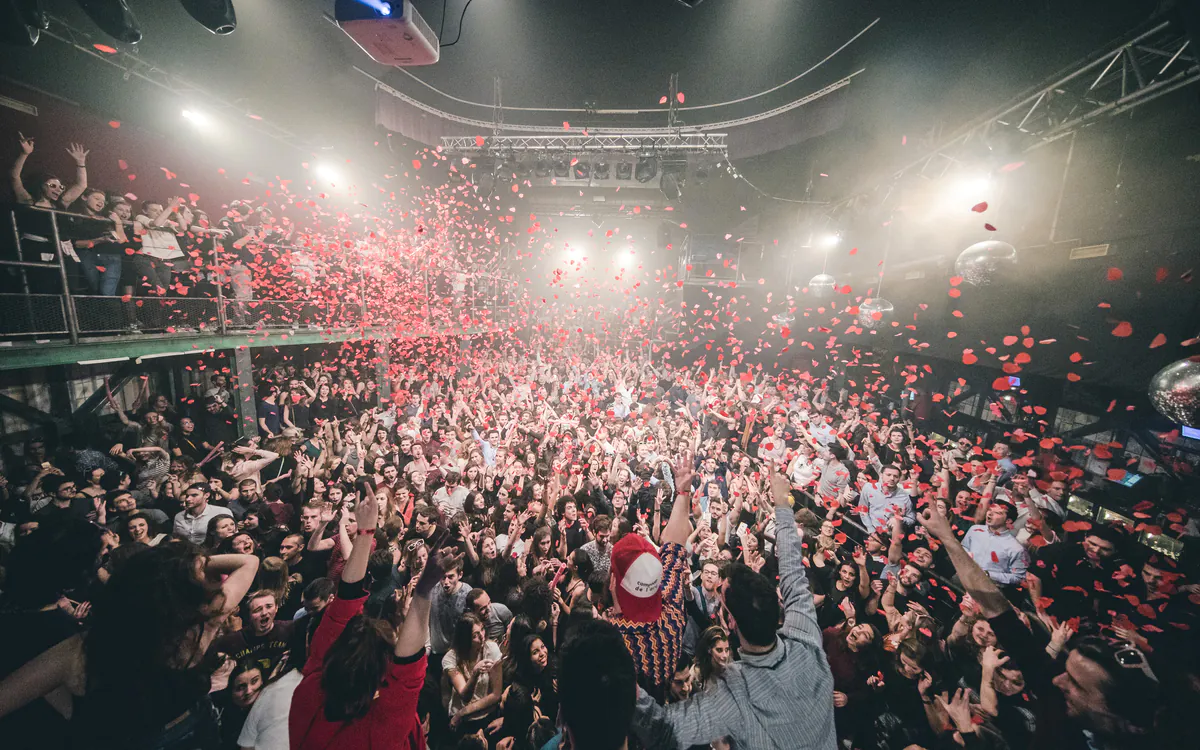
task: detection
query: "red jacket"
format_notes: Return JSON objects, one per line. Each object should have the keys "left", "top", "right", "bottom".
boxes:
{"left": 289, "top": 593, "right": 427, "bottom": 750}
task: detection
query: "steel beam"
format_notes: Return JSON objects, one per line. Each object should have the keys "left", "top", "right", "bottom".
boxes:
{"left": 232, "top": 346, "right": 257, "bottom": 440}
{"left": 0, "top": 392, "right": 60, "bottom": 427}
{"left": 70, "top": 358, "right": 143, "bottom": 427}
{"left": 442, "top": 133, "right": 729, "bottom": 156}
{"left": 824, "top": 17, "right": 1198, "bottom": 216}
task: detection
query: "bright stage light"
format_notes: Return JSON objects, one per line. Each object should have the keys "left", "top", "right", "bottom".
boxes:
{"left": 356, "top": 0, "right": 392, "bottom": 15}
{"left": 939, "top": 174, "right": 991, "bottom": 210}
{"left": 313, "top": 162, "right": 341, "bottom": 182}
{"left": 819, "top": 233, "right": 841, "bottom": 249}
{"left": 181, "top": 109, "right": 211, "bottom": 127}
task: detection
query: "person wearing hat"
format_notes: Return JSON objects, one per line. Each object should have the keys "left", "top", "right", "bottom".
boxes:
{"left": 607, "top": 454, "right": 696, "bottom": 702}
{"left": 631, "top": 466, "right": 836, "bottom": 750}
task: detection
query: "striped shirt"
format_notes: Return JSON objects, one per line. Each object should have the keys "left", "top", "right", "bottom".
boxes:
{"left": 632, "top": 506, "right": 837, "bottom": 750}
{"left": 610, "top": 541, "right": 689, "bottom": 694}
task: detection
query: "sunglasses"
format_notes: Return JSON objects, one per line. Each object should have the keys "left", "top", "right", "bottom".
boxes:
{"left": 1112, "top": 645, "right": 1158, "bottom": 683}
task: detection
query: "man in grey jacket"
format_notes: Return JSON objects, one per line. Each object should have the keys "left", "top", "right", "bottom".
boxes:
{"left": 631, "top": 468, "right": 836, "bottom": 750}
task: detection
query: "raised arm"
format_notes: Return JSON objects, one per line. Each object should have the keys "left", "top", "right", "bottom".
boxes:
{"left": 10, "top": 134, "right": 34, "bottom": 204}
{"left": 396, "top": 537, "right": 461, "bottom": 659}
{"left": 60, "top": 143, "right": 89, "bottom": 206}
{"left": 769, "top": 468, "right": 824, "bottom": 650}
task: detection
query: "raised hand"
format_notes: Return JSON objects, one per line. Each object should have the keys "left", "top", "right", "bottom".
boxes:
{"left": 18, "top": 132, "right": 34, "bottom": 154}
{"left": 66, "top": 142, "right": 89, "bottom": 166}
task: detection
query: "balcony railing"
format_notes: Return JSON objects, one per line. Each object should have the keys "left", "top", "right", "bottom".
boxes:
{"left": 0, "top": 204, "right": 513, "bottom": 344}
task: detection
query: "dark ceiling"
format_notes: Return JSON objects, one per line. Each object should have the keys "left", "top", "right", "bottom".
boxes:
{"left": 0, "top": 0, "right": 1168, "bottom": 184}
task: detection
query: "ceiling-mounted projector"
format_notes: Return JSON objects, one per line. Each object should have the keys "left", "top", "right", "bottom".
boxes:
{"left": 334, "top": 0, "right": 439, "bottom": 66}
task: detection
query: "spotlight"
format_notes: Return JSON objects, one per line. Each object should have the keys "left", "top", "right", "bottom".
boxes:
{"left": 573, "top": 160, "right": 590, "bottom": 180}
{"left": 178, "top": 0, "right": 237, "bottom": 35}
{"left": 313, "top": 161, "right": 340, "bottom": 181}
{"left": 593, "top": 159, "right": 610, "bottom": 180}
{"left": 181, "top": 108, "right": 212, "bottom": 127}
{"left": 635, "top": 156, "right": 658, "bottom": 184}
{"left": 534, "top": 159, "right": 552, "bottom": 178}
{"left": 819, "top": 233, "right": 841, "bottom": 248}
{"left": 939, "top": 174, "right": 991, "bottom": 212}
{"left": 615, "top": 161, "right": 633, "bottom": 181}
{"left": 74, "top": 0, "right": 142, "bottom": 44}
{"left": 553, "top": 159, "right": 569, "bottom": 179}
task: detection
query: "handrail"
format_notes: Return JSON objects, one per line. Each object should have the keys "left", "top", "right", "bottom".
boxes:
{"left": 1, "top": 203, "right": 516, "bottom": 345}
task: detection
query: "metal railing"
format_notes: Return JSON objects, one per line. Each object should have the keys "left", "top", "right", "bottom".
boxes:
{"left": 0, "top": 204, "right": 514, "bottom": 343}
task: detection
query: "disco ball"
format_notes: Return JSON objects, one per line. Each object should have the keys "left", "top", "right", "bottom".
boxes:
{"left": 809, "top": 273, "right": 836, "bottom": 298}
{"left": 954, "top": 240, "right": 1018, "bottom": 286}
{"left": 1149, "top": 358, "right": 1200, "bottom": 428}
{"left": 858, "top": 298, "right": 894, "bottom": 329}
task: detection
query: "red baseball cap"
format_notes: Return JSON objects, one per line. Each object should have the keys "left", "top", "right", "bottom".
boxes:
{"left": 610, "top": 533, "right": 663, "bottom": 623}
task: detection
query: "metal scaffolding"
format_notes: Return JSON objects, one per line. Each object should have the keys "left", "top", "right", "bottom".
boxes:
{"left": 441, "top": 133, "right": 729, "bottom": 156}
{"left": 825, "top": 16, "right": 1199, "bottom": 214}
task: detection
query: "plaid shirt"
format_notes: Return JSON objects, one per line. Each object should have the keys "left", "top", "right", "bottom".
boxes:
{"left": 632, "top": 506, "right": 836, "bottom": 750}
{"left": 610, "top": 541, "right": 689, "bottom": 694}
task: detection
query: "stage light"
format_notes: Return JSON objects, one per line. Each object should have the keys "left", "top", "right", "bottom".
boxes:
{"left": 181, "top": 108, "right": 212, "bottom": 127}
{"left": 635, "top": 156, "right": 658, "bottom": 184}
{"left": 573, "top": 160, "right": 590, "bottom": 180}
{"left": 593, "top": 159, "right": 610, "bottom": 180}
{"left": 74, "top": 0, "right": 142, "bottom": 44}
{"left": 534, "top": 159, "right": 551, "bottom": 178}
{"left": 313, "top": 161, "right": 340, "bottom": 182}
{"left": 939, "top": 174, "right": 991, "bottom": 211}
{"left": 178, "top": 0, "right": 237, "bottom": 35}
{"left": 819, "top": 232, "right": 841, "bottom": 249}
{"left": 553, "top": 159, "right": 569, "bottom": 179}
{"left": 615, "top": 161, "right": 633, "bottom": 181}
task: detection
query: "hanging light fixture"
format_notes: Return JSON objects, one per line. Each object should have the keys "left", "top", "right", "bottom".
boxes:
{"left": 858, "top": 224, "right": 894, "bottom": 330}
{"left": 73, "top": 0, "right": 142, "bottom": 44}
{"left": 954, "top": 240, "right": 1018, "bottom": 286}
{"left": 178, "top": 0, "right": 237, "bottom": 35}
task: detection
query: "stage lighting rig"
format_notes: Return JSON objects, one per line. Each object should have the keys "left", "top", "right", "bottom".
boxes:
{"left": 553, "top": 159, "right": 570, "bottom": 178}
{"left": 534, "top": 159, "right": 552, "bottom": 178}
{"left": 635, "top": 156, "right": 658, "bottom": 183}
{"left": 573, "top": 160, "right": 590, "bottom": 180}
{"left": 615, "top": 161, "right": 633, "bottom": 181}
{"left": 593, "top": 159, "right": 611, "bottom": 180}
{"left": 178, "top": 0, "right": 237, "bottom": 35}
{"left": 74, "top": 0, "right": 142, "bottom": 44}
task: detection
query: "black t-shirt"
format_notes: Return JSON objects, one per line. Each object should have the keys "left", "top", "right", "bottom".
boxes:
{"left": 170, "top": 430, "right": 205, "bottom": 461}
{"left": 207, "top": 621, "right": 295, "bottom": 675}
{"left": 0, "top": 607, "right": 80, "bottom": 750}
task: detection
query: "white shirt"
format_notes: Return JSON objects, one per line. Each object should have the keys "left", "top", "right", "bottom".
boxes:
{"left": 134, "top": 215, "right": 184, "bottom": 260}
{"left": 172, "top": 503, "right": 233, "bottom": 544}
{"left": 442, "top": 641, "right": 502, "bottom": 717}
{"left": 236, "top": 669, "right": 302, "bottom": 750}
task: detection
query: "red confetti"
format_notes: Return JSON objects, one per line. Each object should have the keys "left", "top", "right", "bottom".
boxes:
{"left": 1111, "top": 321, "right": 1133, "bottom": 337}
{"left": 971, "top": 202, "right": 988, "bottom": 213}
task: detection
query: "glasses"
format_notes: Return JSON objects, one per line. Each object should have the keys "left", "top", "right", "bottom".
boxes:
{"left": 1113, "top": 646, "right": 1158, "bottom": 683}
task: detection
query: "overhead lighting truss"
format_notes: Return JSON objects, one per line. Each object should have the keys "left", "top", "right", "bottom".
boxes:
{"left": 825, "top": 17, "right": 1198, "bottom": 215}
{"left": 40, "top": 15, "right": 310, "bottom": 152}
{"left": 442, "top": 133, "right": 728, "bottom": 157}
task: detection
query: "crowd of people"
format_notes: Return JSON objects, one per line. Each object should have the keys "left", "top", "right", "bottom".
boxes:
{"left": 0, "top": 333, "right": 1197, "bottom": 750}
{"left": 4, "top": 132, "right": 492, "bottom": 334}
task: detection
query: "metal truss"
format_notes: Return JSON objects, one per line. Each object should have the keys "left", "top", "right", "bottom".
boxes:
{"left": 826, "top": 17, "right": 1198, "bottom": 213}
{"left": 40, "top": 16, "right": 311, "bottom": 153}
{"left": 441, "top": 133, "right": 728, "bottom": 156}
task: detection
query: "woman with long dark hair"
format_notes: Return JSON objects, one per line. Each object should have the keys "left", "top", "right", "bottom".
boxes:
{"left": 694, "top": 625, "right": 734, "bottom": 693}
{"left": 0, "top": 542, "right": 259, "bottom": 749}
{"left": 442, "top": 612, "right": 502, "bottom": 734}
{"left": 510, "top": 635, "right": 557, "bottom": 722}
{"left": 288, "top": 479, "right": 457, "bottom": 749}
